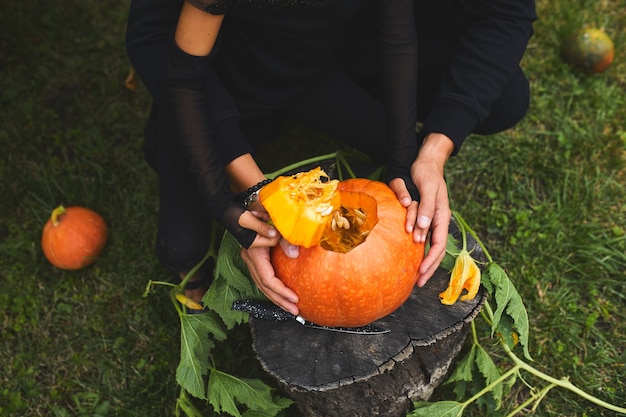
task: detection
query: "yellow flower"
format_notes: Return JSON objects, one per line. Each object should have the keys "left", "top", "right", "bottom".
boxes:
{"left": 439, "top": 249, "right": 481, "bottom": 305}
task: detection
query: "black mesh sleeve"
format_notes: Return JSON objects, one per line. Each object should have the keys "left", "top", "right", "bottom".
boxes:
{"left": 158, "top": 33, "right": 257, "bottom": 248}
{"left": 377, "top": 0, "right": 419, "bottom": 188}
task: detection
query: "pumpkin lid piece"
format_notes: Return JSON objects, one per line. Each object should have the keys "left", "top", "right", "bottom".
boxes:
{"left": 259, "top": 167, "right": 340, "bottom": 248}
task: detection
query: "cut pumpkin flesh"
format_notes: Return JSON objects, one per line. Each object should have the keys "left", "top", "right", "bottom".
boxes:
{"left": 259, "top": 167, "right": 340, "bottom": 248}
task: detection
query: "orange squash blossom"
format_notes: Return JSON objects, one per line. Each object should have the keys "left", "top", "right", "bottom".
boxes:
{"left": 439, "top": 249, "right": 481, "bottom": 305}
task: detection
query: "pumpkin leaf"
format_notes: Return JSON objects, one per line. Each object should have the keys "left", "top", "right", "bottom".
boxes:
{"left": 445, "top": 345, "right": 476, "bottom": 385}
{"left": 486, "top": 262, "right": 531, "bottom": 360}
{"left": 206, "top": 232, "right": 265, "bottom": 329}
{"left": 176, "top": 312, "right": 225, "bottom": 400}
{"left": 208, "top": 369, "right": 293, "bottom": 417}
{"left": 215, "top": 232, "right": 259, "bottom": 295}
{"left": 204, "top": 276, "right": 249, "bottom": 330}
{"left": 409, "top": 401, "right": 465, "bottom": 417}
{"left": 475, "top": 344, "right": 504, "bottom": 408}
{"left": 444, "top": 344, "right": 503, "bottom": 408}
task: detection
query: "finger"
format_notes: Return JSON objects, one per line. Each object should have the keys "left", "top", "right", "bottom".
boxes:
{"left": 239, "top": 211, "right": 278, "bottom": 241}
{"left": 241, "top": 248, "right": 300, "bottom": 315}
{"left": 405, "top": 200, "right": 419, "bottom": 234}
{"left": 388, "top": 178, "right": 412, "bottom": 207}
{"left": 416, "top": 213, "right": 450, "bottom": 287}
{"left": 249, "top": 210, "right": 270, "bottom": 222}
{"left": 279, "top": 237, "right": 299, "bottom": 258}
{"left": 412, "top": 182, "right": 439, "bottom": 243}
{"left": 416, "top": 246, "right": 446, "bottom": 287}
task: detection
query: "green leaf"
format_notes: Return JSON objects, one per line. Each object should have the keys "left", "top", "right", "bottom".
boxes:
{"left": 475, "top": 345, "right": 503, "bottom": 408}
{"left": 445, "top": 345, "right": 476, "bottom": 384}
{"left": 204, "top": 276, "right": 249, "bottom": 330}
{"left": 486, "top": 263, "right": 532, "bottom": 360}
{"left": 206, "top": 232, "right": 265, "bottom": 329}
{"left": 208, "top": 369, "right": 293, "bottom": 417}
{"left": 409, "top": 401, "right": 465, "bottom": 417}
{"left": 440, "top": 234, "right": 461, "bottom": 271}
{"left": 215, "top": 232, "right": 259, "bottom": 294}
{"left": 176, "top": 312, "right": 225, "bottom": 399}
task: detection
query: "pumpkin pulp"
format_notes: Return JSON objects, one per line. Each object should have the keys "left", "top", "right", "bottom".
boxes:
{"left": 319, "top": 191, "right": 378, "bottom": 253}
{"left": 259, "top": 167, "right": 340, "bottom": 248}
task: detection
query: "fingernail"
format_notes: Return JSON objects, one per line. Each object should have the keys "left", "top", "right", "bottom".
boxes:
{"left": 287, "top": 244, "right": 299, "bottom": 258}
{"left": 268, "top": 228, "right": 277, "bottom": 238}
{"left": 418, "top": 215, "right": 431, "bottom": 228}
{"left": 401, "top": 197, "right": 411, "bottom": 206}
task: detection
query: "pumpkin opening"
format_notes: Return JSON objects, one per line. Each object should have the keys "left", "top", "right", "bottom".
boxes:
{"left": 319, "top": 191, "right": 378, "bottom": 253}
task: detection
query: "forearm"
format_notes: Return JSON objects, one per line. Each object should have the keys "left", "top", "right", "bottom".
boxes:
{"left": 175, "top": 1, "right": 223, "bottom": 56}
{"left": 225, "top": 154, "right": 267, "bottom": 194}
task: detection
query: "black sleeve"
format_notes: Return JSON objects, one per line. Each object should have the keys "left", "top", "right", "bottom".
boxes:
{"left": 184, "top": 0, "right": 228, "bottom": 14}
{"left": 377, "top": 0, "right": 419, "bottom": 186}
{"left": 157, "top": 33, "right": 257, "bottom": 248}
{"left": 422, "top": 0, "right": 537, "bottom": 154}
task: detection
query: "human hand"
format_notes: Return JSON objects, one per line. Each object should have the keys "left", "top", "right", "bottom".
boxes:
{"left": 238, "top": 208, "right": 301, "bottom": 314}
{"left": 389, "top": 133, "right": 454, "bottom": 287}
{"left": 240, "top": 239, "right": 300, "bottom": 316}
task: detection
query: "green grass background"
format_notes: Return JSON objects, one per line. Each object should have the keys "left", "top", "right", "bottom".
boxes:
{"left": 1, "top": 0, "right": 624, "bottom": 415}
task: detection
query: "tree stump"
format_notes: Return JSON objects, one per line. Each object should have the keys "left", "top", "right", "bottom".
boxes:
{"left": 249, "top": 223, "right": 486, "bottom": 417}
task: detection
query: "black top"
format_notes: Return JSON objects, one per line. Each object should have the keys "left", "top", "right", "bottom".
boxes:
{"left": 413, "top": 0, "right": 536, "bottom": 152}
{"left": 126, "top": 0, "right": 418, "bottom": 247}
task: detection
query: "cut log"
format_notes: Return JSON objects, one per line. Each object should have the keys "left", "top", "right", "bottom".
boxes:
{"left": 249, "top": 222, "right": 486, "bottom": 417}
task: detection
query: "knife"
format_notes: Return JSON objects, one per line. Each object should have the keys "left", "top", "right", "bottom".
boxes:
{"left": 232, "top": 299, "right": 389, "bottom": 335}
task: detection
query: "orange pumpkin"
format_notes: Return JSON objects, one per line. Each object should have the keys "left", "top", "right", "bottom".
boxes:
{"left": 562, "top": 27, "right": 615, "bottom": 73}
{"left": 267, "top": 175, "right": 425, "bottom": 327}
{"left": 41, "top": 205, "right": 108, "bottom": 270}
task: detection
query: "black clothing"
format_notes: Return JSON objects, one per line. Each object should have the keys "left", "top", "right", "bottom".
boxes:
{"left": 414, "top": 0, "right": 536, "bottom": 152}
{"left": 125, "top": 0, "right": 535, "bottom": 272}
{"left": 126, "top": 0, "right": 418, "bottom": 270}
{"left": 339, "top": 0, "right": 536, "bottom": 154}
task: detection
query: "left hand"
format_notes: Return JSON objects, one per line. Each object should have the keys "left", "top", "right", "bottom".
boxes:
{"left": 240, "top": 239, "right": 300, "bottom": 316}
{"left": 239, "top": 208, "right": 301, "bottom": 315}
{"left": 389, "top": 133, "right": 454, "bottom": 287}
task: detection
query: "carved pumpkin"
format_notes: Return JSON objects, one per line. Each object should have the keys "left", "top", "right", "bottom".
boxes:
{"left": 263, "top": 170, "right": 425, "bottom": 327}
{"left": 41, "top": 205, "right": 108, "bottom": 270}
{"left": 562, "top": 27, "right": 615, "bottom": 73}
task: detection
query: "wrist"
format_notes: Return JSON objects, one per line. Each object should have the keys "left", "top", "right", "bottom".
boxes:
{"left": 240, "top": 179, "right": 273, "bottom": 209}
{"left": 416, "top": 133, "right": 454, "bottom": 171}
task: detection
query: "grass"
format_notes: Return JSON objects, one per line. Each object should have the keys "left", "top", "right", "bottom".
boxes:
{"left": 0, "top": 0, "right": 624, "bottom": 416}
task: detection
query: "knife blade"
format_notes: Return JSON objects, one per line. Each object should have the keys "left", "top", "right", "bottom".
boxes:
{"left": 232, "top": 299, "right": 389, "bottom": 335}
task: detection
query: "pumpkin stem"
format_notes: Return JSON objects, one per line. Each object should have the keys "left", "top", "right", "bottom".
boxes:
{"left": 50, "top": 205, "right": 66, "bottom": 227}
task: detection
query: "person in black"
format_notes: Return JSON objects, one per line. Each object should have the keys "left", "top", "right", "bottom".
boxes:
{"left": 125, "top": 0, "right": 535, "bottom": 314}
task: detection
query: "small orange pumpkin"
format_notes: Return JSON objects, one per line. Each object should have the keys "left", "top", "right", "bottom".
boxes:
{"left": 41, "top": 205, "right": 108, "bottom": 270}
{"left": 265, "top": 171, "right": 425, "bottom": 327}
